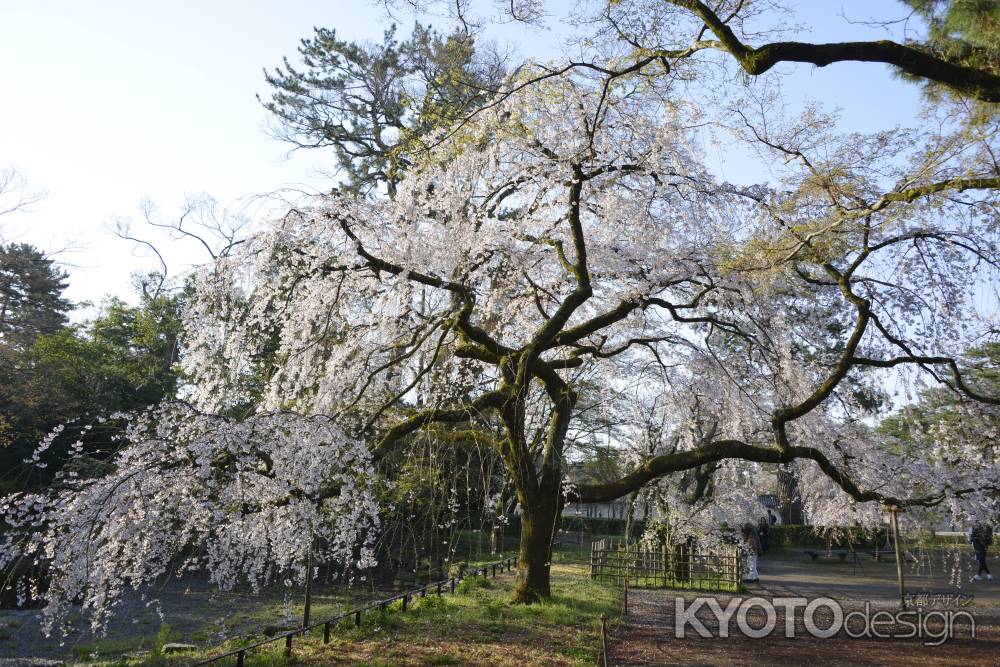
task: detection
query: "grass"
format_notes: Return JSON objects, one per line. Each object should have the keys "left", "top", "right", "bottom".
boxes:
{"left": 71, "top": 625, "right": 176, "bottom": 662}
{"left": 100, "top": 563, "right": 619, "bottom": 667}
{"left": 64, "top": 626, "right": 180, "bottom": 666}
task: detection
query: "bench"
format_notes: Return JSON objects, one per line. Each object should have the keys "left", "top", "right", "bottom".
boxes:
{"left": 872, "top": 549, "right": 918, "bottom": 563}
{"left": 803, "top": 549, "right": 848, "bottom": 561}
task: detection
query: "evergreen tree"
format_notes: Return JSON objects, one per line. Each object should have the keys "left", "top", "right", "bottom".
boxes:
{"left": 879, "top": 342, "right": 1000, "bottom": 459}
{"left": 0, "top": 293, "right": 182, "bottom": 488}
{"left": 0, "top": 243, "right": 71, "bottom": 350}
{"left": 262, "top": 23, "right": 506, "bottom": 196}
{"left": 899, "top": 1, "right": 1000, "bottom": 97}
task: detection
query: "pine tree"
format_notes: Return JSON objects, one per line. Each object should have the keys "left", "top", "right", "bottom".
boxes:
{"left": 0, "top": 243, "right": 71, "bottom": 350}
{"left": 899, "top": 1, "right": 1000, "bottom": 94}
{"left": 261, "top": 23, "right": 506, "bottom": 196}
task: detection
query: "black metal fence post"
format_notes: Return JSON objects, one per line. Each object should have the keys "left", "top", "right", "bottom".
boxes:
{"left": 183, "top": 557, "right": 519, "bottom": 667}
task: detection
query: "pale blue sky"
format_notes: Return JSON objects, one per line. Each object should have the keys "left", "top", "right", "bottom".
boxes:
{"left": 0, "top": 0, "right": 923, "bottom": 311}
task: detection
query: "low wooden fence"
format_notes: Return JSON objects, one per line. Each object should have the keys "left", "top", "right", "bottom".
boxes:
{"left": 591, "top": 539, "right": 741, "bottom": 592}
{"left": 189, "top": 556, "right": 517, "bottom": 666}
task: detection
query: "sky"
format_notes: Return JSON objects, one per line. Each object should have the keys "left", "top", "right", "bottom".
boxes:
{"left": 0, "top": 0, "right": 926, "bottom": 315}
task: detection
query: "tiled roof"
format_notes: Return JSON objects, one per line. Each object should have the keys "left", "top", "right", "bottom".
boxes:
{"left": 757, "top": 494, "right": 780, "bottom": 508}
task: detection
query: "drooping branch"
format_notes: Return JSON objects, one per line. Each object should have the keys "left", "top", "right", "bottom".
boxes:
{"left": 869, "top": 177, "right": 1000, "bottom": 211}
{"left": 770, "top": 269, "right": 870, "bottom": 449}
{"left": 667, "top": 0, "right": 1000, "bottom": 102}
{"left": 330, "top": 208, "right": 530, "bottom": 368}
{"left": 332, "top": 211, "right": 470, "bottom": 295}
{"left": 851, "top": 354, "right": 1000, "bottom": 406}
{"left": 551, "top": 281, "right": 752, "bottom": 352}
{"left": 572, "top": 437, "right": 975, "bottom": 508}
{"left": 371, "top": 390, "right": 507, "bottom": 459}
{"left": 573, "top": 439, "right": 774, "bottom": 502}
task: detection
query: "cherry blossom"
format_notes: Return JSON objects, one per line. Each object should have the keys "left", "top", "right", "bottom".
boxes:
{"left": 0, "top": 403, "right": 377, "bottom": 635}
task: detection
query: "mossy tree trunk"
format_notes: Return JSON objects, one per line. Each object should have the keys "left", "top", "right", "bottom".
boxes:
{"left": 511, "top": 488, "right": 561, "bottom": 603}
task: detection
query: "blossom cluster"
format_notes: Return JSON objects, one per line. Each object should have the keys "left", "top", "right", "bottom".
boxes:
{"left": 0, "top": 403, "right": 378, "bottom": 636}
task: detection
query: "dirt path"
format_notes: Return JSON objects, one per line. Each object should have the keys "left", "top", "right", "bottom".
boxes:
{"left": 610, "top": 550, "right": 1000, "bottom": 666}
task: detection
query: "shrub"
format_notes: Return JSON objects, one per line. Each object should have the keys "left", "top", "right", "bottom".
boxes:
{"left": 506, "top": 514, "right": 645, "bottom": 537}
{"left": 768, "top": 525, "right": 882, "bottom": 550}
{"left": 457, "top": 575, "right": 491, "bottom": 594}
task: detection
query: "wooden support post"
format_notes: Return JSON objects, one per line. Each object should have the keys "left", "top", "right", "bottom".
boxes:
{"left": 355, "top": 610, "right": 362, "bottom": 627}
{"left": 888, "top": 505, "right": 907, "bottom": 610}
{"left": 450, "top": 577, "right": 456, "bottom": 593}
{"left": 599, "top": 613, "right": 609, "bottom": 667}
{"left": 303, "top": 537, "right": 314, "bottom": 629}
{"left": 236, "top": 650, "right": 245, "bottom": 667}
{"left": 323, "top": 620, "right": 331, "bottom": 643}
{"left": 624, "top": 568, "right": 629, "bottom": 616}
{"left": 284, "top": 634, "right": 292, "bottom": 658}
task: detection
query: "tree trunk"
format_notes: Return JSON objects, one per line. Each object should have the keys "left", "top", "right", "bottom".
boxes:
{"left": 777, "top": 464, "right": 804, "bottom": 524}
{"left": 511, "top": 497, "right": 559, "bottom": 603}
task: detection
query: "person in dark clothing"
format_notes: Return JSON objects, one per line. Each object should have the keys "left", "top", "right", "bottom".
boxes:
{"left": 970, "top": 521, "right": 993, "bottom": 581}
{"left": 757, "top": 516, "right": 770, "bottom": 554}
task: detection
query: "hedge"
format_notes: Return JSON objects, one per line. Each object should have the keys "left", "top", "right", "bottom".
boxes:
{"left": 767, "top": 525, "right": 883, "bottom": 550}
{"left": 504, "top": 514, "right": 644, "bottom": 537}
{"left": 559, "top": 515, "right": 647, "bottom": 536}
{"left": 505, "top": 517, "right": 893, "bottom": 548}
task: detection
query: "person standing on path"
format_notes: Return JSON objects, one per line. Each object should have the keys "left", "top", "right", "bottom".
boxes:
{"left": 757, "top": 516, "right": 770, "bottom": 554}
{"left": 969, "top": 519, "right": 993, "bottom": 581}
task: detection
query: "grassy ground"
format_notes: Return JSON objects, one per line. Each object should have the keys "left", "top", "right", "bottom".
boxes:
{"left": 102, "top": 563, "right": 620, "bottom": 667}
{"left": 43, "top": 552, "right": 521, "bottom": 663}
